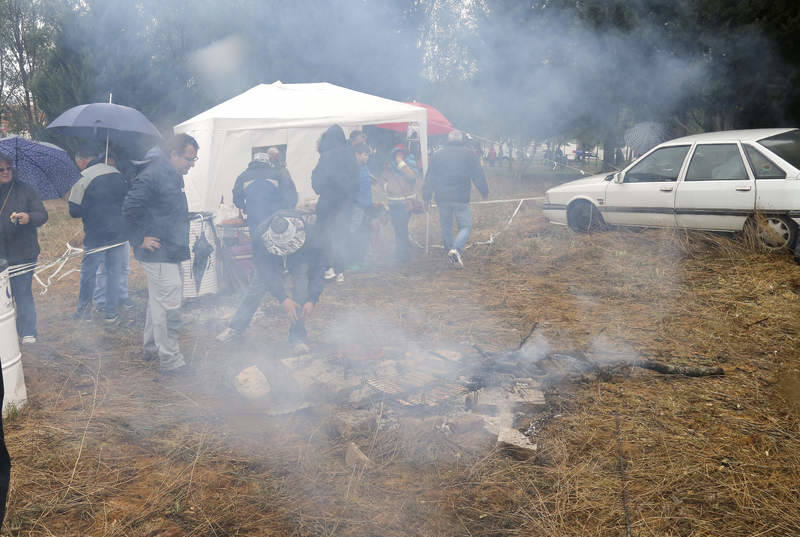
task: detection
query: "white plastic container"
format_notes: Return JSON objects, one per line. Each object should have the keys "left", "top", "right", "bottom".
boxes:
{"left": 0, "top": 259, "right": 27, "bottom": 415}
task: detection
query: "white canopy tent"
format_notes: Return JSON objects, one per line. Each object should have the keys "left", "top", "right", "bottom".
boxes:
{"left": 174, "top": 81, "right": 429, "bottom": 212}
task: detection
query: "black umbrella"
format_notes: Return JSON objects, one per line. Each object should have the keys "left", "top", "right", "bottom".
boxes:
{"left": 46, "top": 101, "right": 162, "bottom": 156}
{"left": 192, "top": 223, "right": 214, "bottom": 293}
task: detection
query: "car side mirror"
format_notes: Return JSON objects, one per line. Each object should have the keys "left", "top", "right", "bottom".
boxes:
{"left": 613, "top": 172, "right": 625, "bottom": 184}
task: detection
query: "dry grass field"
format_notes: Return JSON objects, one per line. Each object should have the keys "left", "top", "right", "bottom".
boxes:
{"left": 2, "top": 167, "right": 799, "bottom": 536}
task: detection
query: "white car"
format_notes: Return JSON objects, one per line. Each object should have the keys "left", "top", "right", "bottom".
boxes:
{"left": 543, "top": 128, "right": 800, "bottom": 249}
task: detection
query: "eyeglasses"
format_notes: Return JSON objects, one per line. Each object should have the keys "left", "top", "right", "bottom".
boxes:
{"left": 0, "top": 167, "right": 12, "bottom": 173}
{"left": 182, "top": 155, "right": 199, "bottom": 162}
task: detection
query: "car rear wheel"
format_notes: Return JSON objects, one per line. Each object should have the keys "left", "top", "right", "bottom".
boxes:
{"left": 567, "top": 200, "right": 605, "bottom": 233}
{"left": 744, "top": 214, "right": 797, "bottom": 250}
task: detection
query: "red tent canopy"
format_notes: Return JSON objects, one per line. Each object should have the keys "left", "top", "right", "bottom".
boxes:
{"left": 376, "top": 102, "right": 454, "bottom": 136}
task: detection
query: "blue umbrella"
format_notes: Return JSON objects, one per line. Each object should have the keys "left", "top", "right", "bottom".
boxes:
{"left": 46, "top": 102, "right": 162, "bottom": 148}
{"left": 0, "top": 136, "right": 81, "bottom": 200}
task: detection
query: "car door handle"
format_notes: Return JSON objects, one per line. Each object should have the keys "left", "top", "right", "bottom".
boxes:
{"left": 735, "top": 185, "right": 752, "bottom": 191}
{"left": 659, "top": 186, "right": 674, "bottom": 192}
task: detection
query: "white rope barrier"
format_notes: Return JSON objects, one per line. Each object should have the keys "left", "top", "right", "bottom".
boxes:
{"left": 9, "top": 241, "right": 128, "bottom": 295}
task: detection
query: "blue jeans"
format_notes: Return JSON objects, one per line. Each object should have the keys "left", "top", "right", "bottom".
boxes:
{"left": 388, "top": 201, "right": 411, "bottom": 263}
{"left": 94, "top": 242, "right": 130, "bottom": 307}
{"left": 438, "top": 202, "right": 472, "bottom": 252}
{"left": 10, "top": 264, "right": 36, "bottom": 337}
{"left": 77, "top": 244, "right": 126, "bottom": 318}
{"left": 229, "top": 257, "right": 311, "bottom": 343}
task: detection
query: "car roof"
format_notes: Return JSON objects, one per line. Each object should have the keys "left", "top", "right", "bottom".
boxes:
{"left": 664, "top": 128, "right": 798, "bottom": 145}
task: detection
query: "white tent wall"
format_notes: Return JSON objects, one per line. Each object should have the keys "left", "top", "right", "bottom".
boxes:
{"left": 173, "top": 82, "right": 428, "bottom": 213}
{"left": 286, "top": 126, "right": 328, "bottom": 203}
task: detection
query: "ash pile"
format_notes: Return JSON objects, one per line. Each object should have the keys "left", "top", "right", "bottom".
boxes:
{"left": 231, "top": 327, "right": 582, "bottom": 459}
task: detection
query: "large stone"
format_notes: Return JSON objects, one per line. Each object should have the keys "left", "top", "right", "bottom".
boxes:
{"left": 234, "top": 366, "right": 271, "bottom": 400}
{"left": 283, "top": 358, "right": 362, "bottom": 395}
{"left": 471, "top": 382, "right": 545, "bottom": 416}
{"left": 497, "top": 428, "right": 537, "bottom": 459}
{"left": 327, "top": 409, "right": 377, "bottom": 439}
{"left": 447, "top": 413, "right": 488, "bottom": 434}
{"left": 433, "top": 349, "right": 463, "bottom": 362}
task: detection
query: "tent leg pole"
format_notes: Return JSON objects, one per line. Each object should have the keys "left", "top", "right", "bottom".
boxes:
{"left": 105, "top": 92, "right": 112, "bottom": 165}
{"left": 425, "top": 211, "right": 430, "bottom": 255}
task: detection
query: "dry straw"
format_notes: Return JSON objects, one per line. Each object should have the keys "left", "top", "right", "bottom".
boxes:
{"left": 4, "top": 171, "right": 799, "bottom": 536}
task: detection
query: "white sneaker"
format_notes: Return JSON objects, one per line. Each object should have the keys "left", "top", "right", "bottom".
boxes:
{"left": 447, "top": 249, "right": 463, "bottom": 267}
{"left": 293, "top": 342, "right": 310, "bottom": 354}
{"left": 324, "top": 268, "right": 336, "bottom": 280}
{"left": 21, "top": 335, "right": 36, "bottom": 344}
{"left": 216, "top": 327, "right": 240, "bottom": 342}
{"left": 336, "top": 272, "right": 344, "bottom": 283}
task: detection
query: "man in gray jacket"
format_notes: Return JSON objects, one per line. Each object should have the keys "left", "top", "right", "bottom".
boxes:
{"left": 422, "top": 130, "right": 488, "bottom": 267}
{"left": 123, "top": 134, "right": 198, "bottom": 374}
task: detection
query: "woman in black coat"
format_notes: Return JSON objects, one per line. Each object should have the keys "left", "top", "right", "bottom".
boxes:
{"left": 311, "top": 125, "right": 358, "bottom": 279}
{"left": 0, "top": 152, "right": 48, "bottom": 343}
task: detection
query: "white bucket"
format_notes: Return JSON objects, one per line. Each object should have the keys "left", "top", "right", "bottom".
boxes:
{"left": 0, "top": 259, "right": 27, "bottom": 415}
{"left": 181, "top": 213, "right": 219, "bottom": 299}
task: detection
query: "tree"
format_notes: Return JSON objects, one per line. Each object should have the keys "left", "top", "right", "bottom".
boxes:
{"left": 0, "top": 0, "right": 60, "bottom": 135}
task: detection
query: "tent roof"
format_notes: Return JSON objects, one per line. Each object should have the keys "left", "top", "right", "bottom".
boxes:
{"left": 176, "top": 81, "right": 427, "bottom": 128}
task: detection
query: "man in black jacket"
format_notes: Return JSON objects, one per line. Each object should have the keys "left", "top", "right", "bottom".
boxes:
{"left": 423, "top": 130, "right": 489, "bottom": 267}
{"left": 216, "top": 150, "right": 298, "bottom": 341}
{"left": 0, "top": 153, "right": 48, "bottom": 343}
{"left": 123, "top": 134, "right": 197, "bottom": 373}
{"left": 69, "top": 152, "right": 128, "bottom": 322}
{"left": 311, "top": 124, "right": 358, "bottom": 282}
{"left": 218, "top": 212, "right": 326, "bottom": 352}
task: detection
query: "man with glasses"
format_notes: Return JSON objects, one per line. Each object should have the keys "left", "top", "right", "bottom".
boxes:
{"left": 123, "top": 134, "right": 198, "bottom": 375}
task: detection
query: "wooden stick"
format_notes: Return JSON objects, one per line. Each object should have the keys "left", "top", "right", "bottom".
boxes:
{"left": 638, "top": 360, "right": 724, "bottom": 377}
{"left": 517, "top": 321, "right": 539, "bottom": 350}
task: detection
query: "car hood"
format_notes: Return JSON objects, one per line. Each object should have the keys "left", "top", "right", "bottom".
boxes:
{"left": 546, "top": 173, "right": 613, "bottom": 193}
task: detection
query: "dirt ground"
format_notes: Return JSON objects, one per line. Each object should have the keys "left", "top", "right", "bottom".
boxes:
{"left": 3, "top": 167, "right": 799, "bottom": 536}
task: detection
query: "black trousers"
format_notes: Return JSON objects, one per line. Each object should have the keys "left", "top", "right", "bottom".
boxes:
{"left": 0, "top": 360, "right": 12, "bottom": 528}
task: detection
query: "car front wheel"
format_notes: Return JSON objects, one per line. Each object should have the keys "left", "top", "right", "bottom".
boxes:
{"left": 567, "top": 200, "right": 605, "bottom": 233}
{"left": 744, "top": 214, "right": 797, "bottom": 250}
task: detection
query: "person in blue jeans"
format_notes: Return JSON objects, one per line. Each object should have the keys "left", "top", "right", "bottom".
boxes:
{"left": 0, "top": 153, "right": 48, "bottom": 343}
{"left": 69, "top": 152, "right": 129, "bottom": 322}
{"left": 423, "top": 130, "right": 488, "bottom": 267}
{"left": 93, "top": 245, "right": 133, "bottom": 311}
{"left": 349, "top": 143, "right": 373, "bottom": 267}
{"left": 217, "top": 213, "right": 326, "bottom": 354}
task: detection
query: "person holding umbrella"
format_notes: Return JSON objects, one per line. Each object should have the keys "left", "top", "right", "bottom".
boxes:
{"left": 0, "top": 153, "right": 48, "bottom": 343}
{"left": 123, "top": 134, "right": 198, "bottom": 374}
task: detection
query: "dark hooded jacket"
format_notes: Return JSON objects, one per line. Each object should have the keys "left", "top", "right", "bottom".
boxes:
{"left": 68, "top": 162, "right": 129, "bottom": 248}
{"left": 0, "top": 179, "right": 48, "bottom": 263}
{"left": 123, "top": 157, "right": 190, "bottom": 263}
{"left": 423, "top": 140, "right": 489, "bottom": 204}
{"left": 232, "top": 160, "right": 298, "bottom": 234}
{"left": 311, "top": 125, "right": 358, "bottom": 222}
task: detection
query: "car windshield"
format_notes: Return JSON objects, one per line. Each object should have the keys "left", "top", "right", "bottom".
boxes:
{"left": 758, "top": 130, "right": 800, "bottom": 169}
